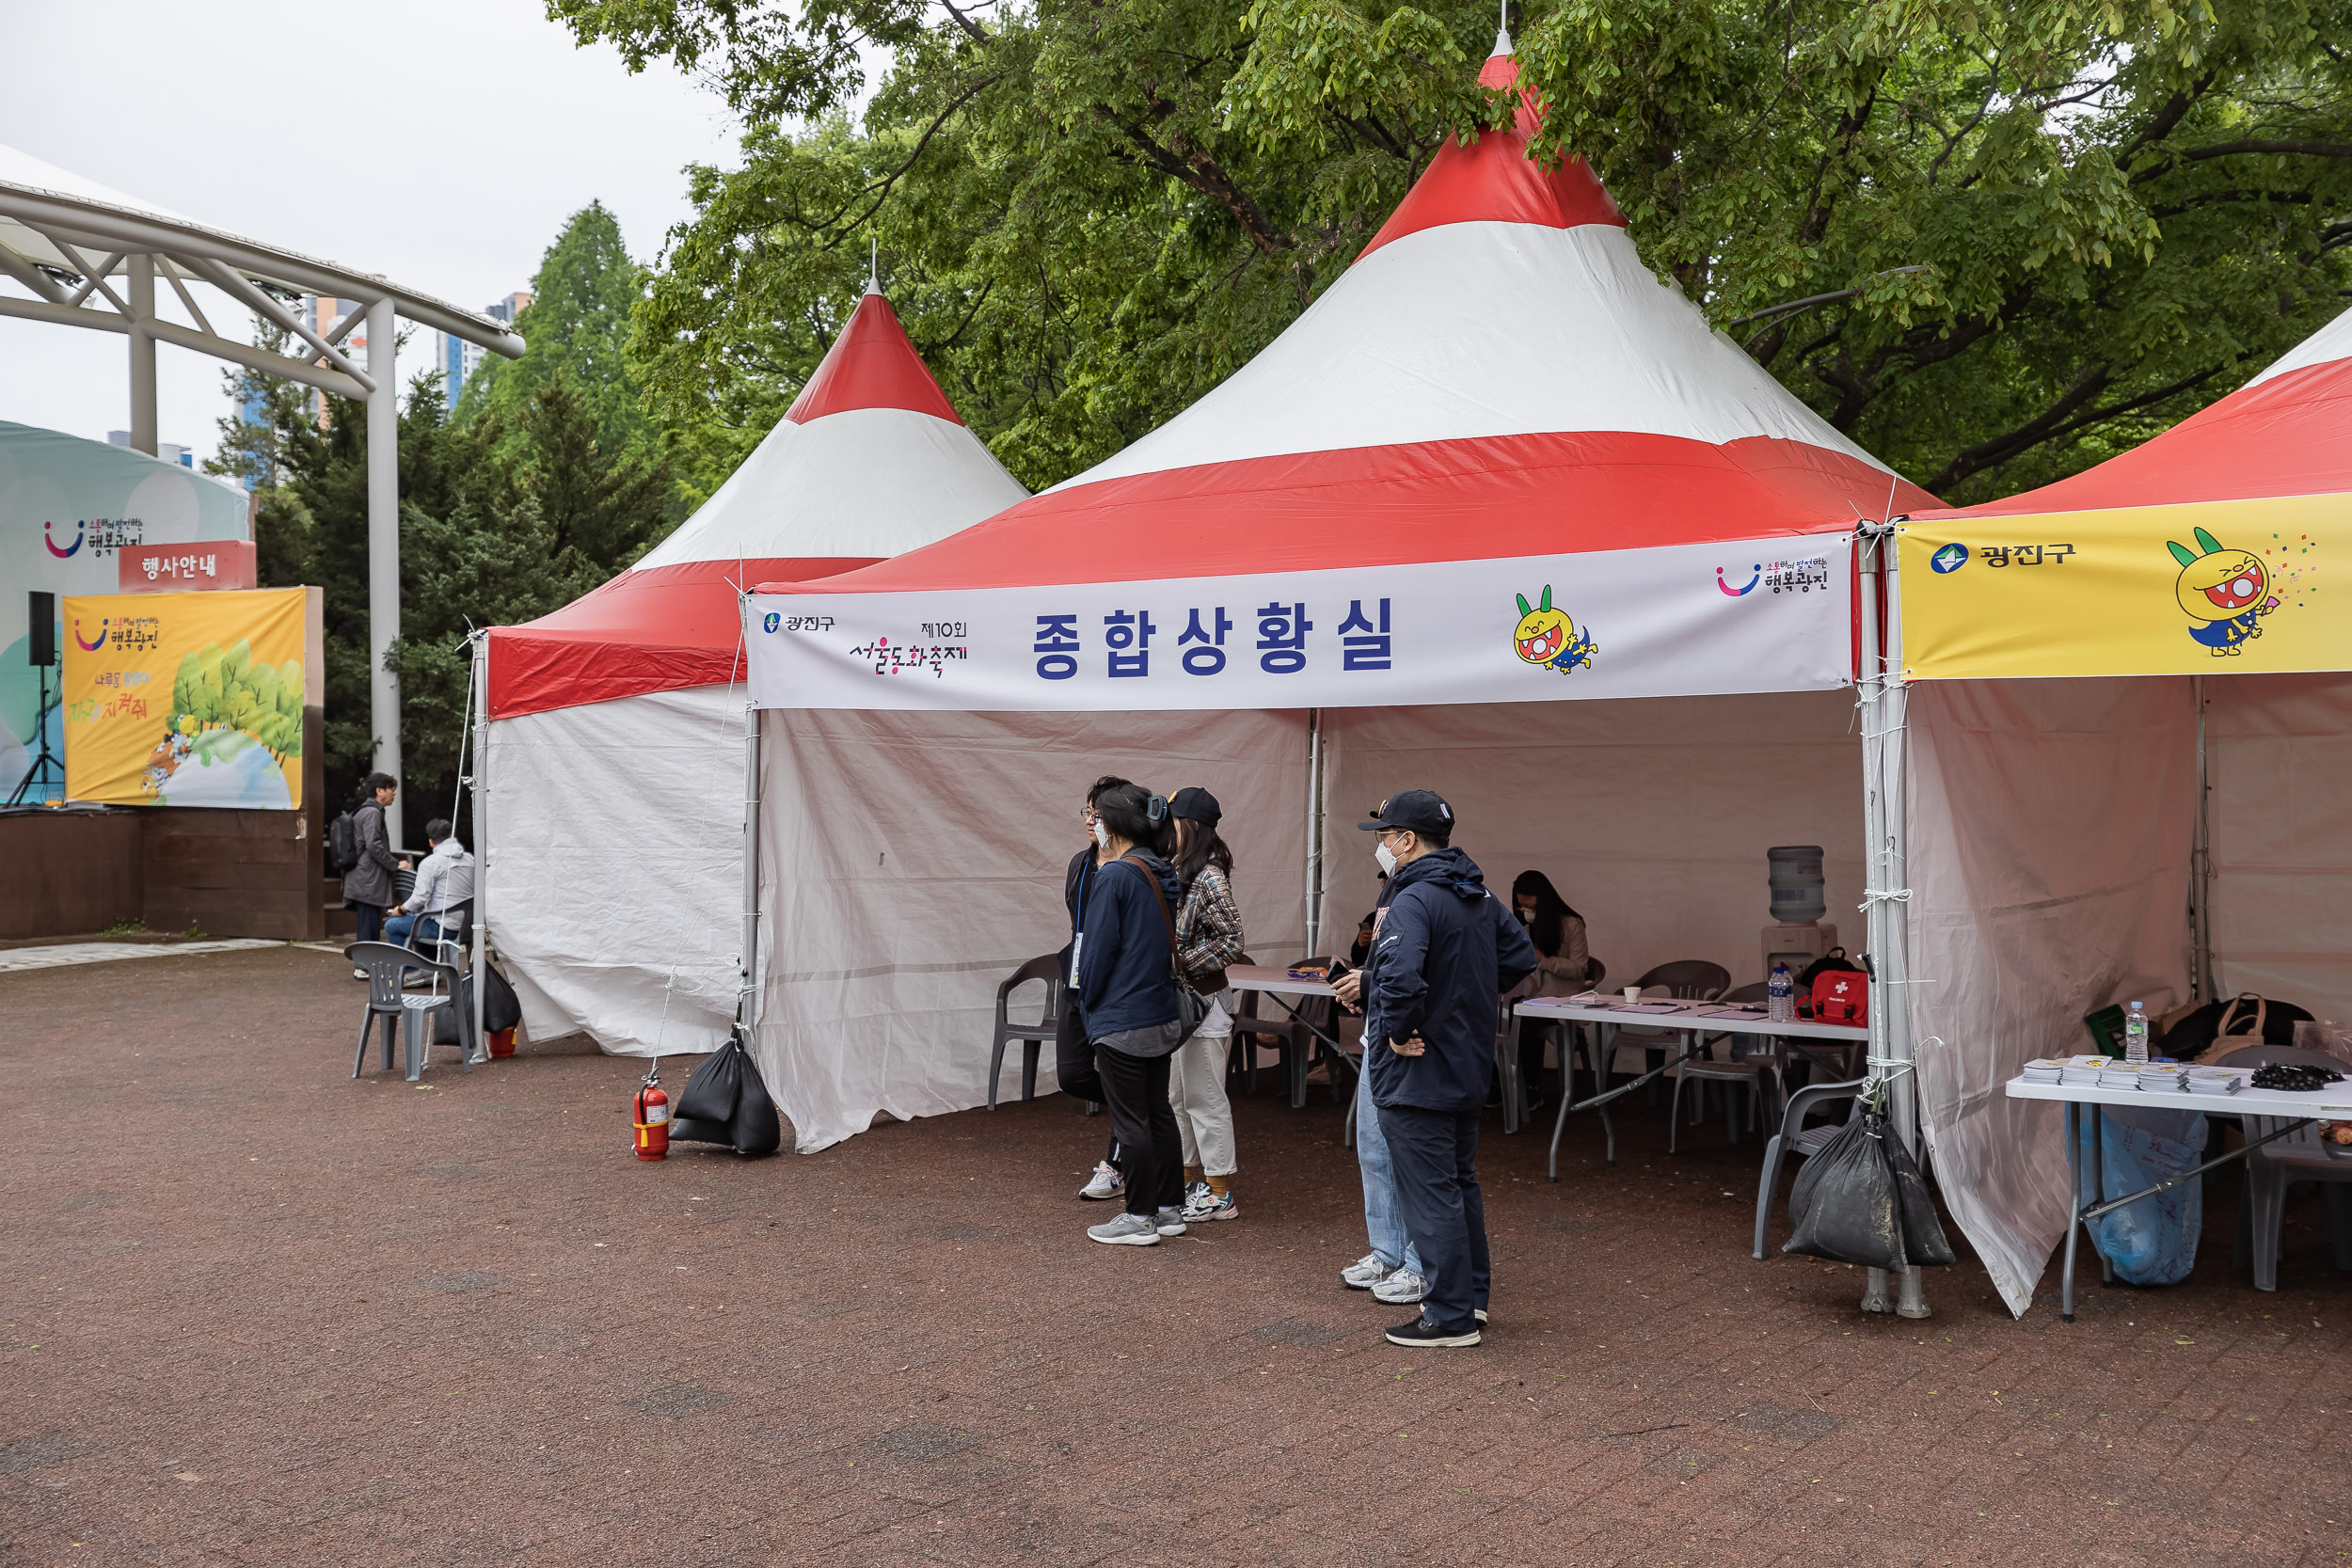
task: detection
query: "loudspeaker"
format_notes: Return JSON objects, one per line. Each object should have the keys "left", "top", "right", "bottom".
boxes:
{"left": 27, "top": 591, "right": 54, "bottom": 668}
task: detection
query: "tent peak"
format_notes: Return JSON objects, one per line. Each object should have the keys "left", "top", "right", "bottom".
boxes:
{"left": 783, "top": 290, "right": 963, "bottom": 426}
{"left": 1357, "top": 44, "right": 1620, "bottom": 261}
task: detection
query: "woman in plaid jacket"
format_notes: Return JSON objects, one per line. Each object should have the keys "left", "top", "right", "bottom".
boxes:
{"left": 1168, "top": 786, "right": 1248, "bottom": 1222}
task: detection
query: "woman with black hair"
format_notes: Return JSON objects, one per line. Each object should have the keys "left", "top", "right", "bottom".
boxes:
{"left": 1509, "top": 870, "right": 1591, "bottom": 1110}
{"left": 1073, "top": 784, "right": 1190, "bottom": 1245}
{"left": 1167, "top": 786, "right": 1247, "bottom": 1222}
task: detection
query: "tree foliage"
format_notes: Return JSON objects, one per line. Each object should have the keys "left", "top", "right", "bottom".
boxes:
{"left": 569, "top": 0, "right": 2352, "bottom": 501}
{"left": 215, "top": 346, "right": 671, "bottom": 820}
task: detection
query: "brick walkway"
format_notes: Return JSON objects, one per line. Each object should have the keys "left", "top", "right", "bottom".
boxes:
{"left": 8, "top": 944, "right": 2352, "bottom": 1565}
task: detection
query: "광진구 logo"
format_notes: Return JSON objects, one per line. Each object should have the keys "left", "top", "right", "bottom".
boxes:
{"left": 1930, "top": 543, "right": 1969, "bottom": 574}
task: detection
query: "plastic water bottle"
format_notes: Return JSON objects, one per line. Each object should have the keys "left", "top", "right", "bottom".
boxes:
{"left": 1768, "top": 962, "right": 1796, "bottom": 1024}
{"left": 2123, "top": 1000, "right": 2150, "bottom": 1065}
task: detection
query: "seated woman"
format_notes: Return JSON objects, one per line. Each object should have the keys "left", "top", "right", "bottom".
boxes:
{"left": 1508, "top": 871, "right": 1591, "bottom": 1109}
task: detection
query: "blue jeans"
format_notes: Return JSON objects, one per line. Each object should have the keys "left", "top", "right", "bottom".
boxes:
{"left": 1355, "top": 1054, "right": 1423, "bottom": 1275}
{"left": 384, "top": 914, "right": 446, "bottom": 952}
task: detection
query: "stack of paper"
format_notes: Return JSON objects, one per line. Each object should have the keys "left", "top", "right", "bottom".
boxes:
{"left": 2059, "top": 1055, "right": 2110, "bottom": 1086}
{"left": 2020, "top": 1059, "right": 2068, "bottom": 1085}
{"left": 2137, "top": 1064, "right": 2188, "bottom": 1093}
{"left": 2186, "top": 1066, "right": 2249, "bottom": 1096}
{"left": 2097, "top": 1060, "right": 2145, "bottom": 1089}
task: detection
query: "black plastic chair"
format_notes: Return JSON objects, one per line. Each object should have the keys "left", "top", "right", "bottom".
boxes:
{"left": 988, "top": 953, "right": 1063, "bottom": 1109}
{"left": 2217, "top": 1043, "right": 2352, "bottom": 1291}
{"left": 347, "top": 942, "right": 467, "bottom": 1084}
{"left": 1752, "top": 1075, "right": 1867, "bottom": 1258}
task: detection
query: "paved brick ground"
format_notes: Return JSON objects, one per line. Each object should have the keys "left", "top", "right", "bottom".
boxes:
{"left": 9, "top": 943, "right": 2352, "bottom": 1566}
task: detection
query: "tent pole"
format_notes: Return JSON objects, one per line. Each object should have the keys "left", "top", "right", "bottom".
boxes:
{"left": 739, "top": 692, "right": 763, "bottom": 1041}
{"left": 1882, "top": 522, "right": 1929, "bottom": 1320}
{"left": 1854, "top": 527, "right": 1895, "bottom": 1316}
{"left": 2192, "top": 675, "right": 2214, "bottom": 1002}
{"left": 1304, "top": 708, "right": 1325, "bottom": 958}
{"left": 469, "top": 635, "right": 489, "bottom": 1053}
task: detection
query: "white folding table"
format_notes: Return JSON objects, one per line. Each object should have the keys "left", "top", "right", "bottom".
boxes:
{"left": 2005, "top": 1074, "right": 2352, "bottom": 1320}
{"left": 1516, "top": 996, "right": 1870, "bottom": 1180}
{"left": 1223, "top": 963, "right": 1348, "bottom": 1110}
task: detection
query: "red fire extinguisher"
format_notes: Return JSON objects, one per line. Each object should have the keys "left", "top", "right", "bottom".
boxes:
{"left": 633, "top": 1067, "right": 670, "bottom": 1161}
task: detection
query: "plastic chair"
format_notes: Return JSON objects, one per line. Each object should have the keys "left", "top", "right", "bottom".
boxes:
{"left": 1600, "top": 961, "right": 1730, "bottom": 1100}
{"left": 347, "top": 942, "right": 466, "bottom": 1085}
{"left": 2082, "top": 1004, "right": 2127, "bottom": 1056}
{"left": 1752, "top": 1075, "right": 1868, "bottom": 1259}
{"left": 1672, "top": 981, "right": 1782, "bottom": 1150}
{"left": 2217, "top": 1043, "right": 2352, "bottom": 1291}
{"left": 988, "top": 954, "right": 1063, "bottom": 1109}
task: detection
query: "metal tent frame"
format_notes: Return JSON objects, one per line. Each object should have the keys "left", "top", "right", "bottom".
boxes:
{"left": 0, "top": 141, "right": 525, "bottom": 845}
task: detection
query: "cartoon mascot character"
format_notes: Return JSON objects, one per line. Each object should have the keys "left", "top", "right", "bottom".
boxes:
{"left": 2168, "top": 528, "right": 2276, "bottom": 656}
{"left": 1513, "top": 586, "right": 1597, "bottom": 673}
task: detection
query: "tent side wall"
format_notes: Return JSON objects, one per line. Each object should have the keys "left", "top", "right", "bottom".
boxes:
{"left": 1905, "top": 676, "right": 2197, "bottom": 1316}
{"left": 754, "top": 707, "right": 1314, "bottom": 1152}
{"left": 1320, "top": 692, "right": 1866, "bottom": 990}
{"left": 2207, "top": 673, "right": 2352, "bottom": 1024}
{"left": 484, "top": 685, "right": 750, "bottom": 1057}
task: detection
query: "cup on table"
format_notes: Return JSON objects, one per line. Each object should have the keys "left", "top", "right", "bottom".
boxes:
{"left": 1623, "top": 986, "right": 1641, "bottom": 1005}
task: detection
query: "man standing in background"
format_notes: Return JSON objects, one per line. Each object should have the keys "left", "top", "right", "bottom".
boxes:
{"left": 1354, "top": 791, "right": 1535, "bottom": 1348}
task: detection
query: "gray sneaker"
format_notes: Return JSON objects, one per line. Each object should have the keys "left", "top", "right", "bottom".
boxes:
{"left": 1371, "top": 1268, "right": 1429, "bottom": 1305}
{"left": 1341, "top": 1252, "right": 1395, "bottom": 1290}
{"left": 1088, "top": 1212, "right": 1161, "bottom": 1246}
{"left": 1154, "top": 1207, "right": 1188, "bottom": 1237}
{"left": 1078, "top": 1162, "right": 1125, "bottom": 1201}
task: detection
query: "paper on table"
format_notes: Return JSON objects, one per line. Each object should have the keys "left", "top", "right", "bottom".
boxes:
{"left": 1691, "top": 1005, "right": 1768, "bottom": 1018}
{"left": 1612, "top": 1001, "right": 1690, "bottom": 1014}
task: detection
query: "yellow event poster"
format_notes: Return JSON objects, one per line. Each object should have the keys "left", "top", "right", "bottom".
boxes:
{"left": 62, "top": 588, "right": 309, "bottom": 809}
{"left": 1899, "top": 494, "right": 2346, "bottom": 681}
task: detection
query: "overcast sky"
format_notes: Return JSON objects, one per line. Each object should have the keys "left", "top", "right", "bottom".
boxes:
{"left": 0, "top": 0, "right": 742, "bottom": 468}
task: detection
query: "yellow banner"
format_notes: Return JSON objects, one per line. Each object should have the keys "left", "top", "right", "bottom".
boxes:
{"left": 1899, "top": 495, "right": 2344, "bottom": 680}
{"left": 62, "top": 588, "right": 308, "bottom": 808}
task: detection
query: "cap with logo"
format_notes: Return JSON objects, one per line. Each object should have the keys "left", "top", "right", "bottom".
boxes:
{"left": 1358, "top": 789, "right": 1454, "bottom": 837}
{"left": 1168, "top": 785, "right": 1222, "bottom": 830}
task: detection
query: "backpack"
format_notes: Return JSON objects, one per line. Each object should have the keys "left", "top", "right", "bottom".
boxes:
{"left": 1809, "top": 965, "right": 1868, "bottom": 1025}
{"left": 1797, "top": 946, "right": 1859, "bottom": 989}
{"left": 326, "top": 811, "right": 358, "bottom": 875}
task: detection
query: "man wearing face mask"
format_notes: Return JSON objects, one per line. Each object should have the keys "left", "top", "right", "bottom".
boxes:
{"left": 1350, "top": 790, "right": 1535, "bottom": 1348}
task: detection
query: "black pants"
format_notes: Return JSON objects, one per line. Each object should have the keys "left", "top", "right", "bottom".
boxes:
{"left": 1093, "top": 1043, "right": 1181, "bottom": 1218}
{"left": 1058, "top": 999, "right": 1121, "bottom": 1167}
{"left": 355, "top": 902, "right": 386, "bottom": 945}
{"left": 1377, "top": 1102, "right": 1490, "bottom": 1333}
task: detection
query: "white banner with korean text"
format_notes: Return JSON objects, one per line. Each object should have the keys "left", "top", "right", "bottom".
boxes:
{"left": 745, "top": 534, "right": 1854, "bottom": 711}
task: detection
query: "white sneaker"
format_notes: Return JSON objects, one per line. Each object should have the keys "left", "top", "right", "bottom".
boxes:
{"left": 1088, "top": 1212, "right": 1160, "bottom": 1246}
{"left": 1372, "top": 1269, "right": 1429, "bottom": 1305}
{"left": 1341, "top": 1252, "right": 1396, "bottom": 1290}
{"left": 1078, "top": 1162, "right": 1124, "bottom": 1201}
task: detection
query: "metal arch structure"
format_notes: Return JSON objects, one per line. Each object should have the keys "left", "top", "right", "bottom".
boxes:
{"left": 0, "top": 142, "right": 525, "bottom": 846}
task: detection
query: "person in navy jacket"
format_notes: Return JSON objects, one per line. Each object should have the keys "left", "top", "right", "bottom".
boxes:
{"left": 1073, "top": 784, "right": 1190, "bottom": 1246}
{"left": 1357, "top": 790, "right": 1537, "bottom": 1347}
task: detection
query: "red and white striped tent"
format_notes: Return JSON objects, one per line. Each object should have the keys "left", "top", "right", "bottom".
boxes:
{"left": 739, "top": 38, "right": 1936, "bottom": 1152}
{"left": 482, "top": 286, "right": 1025, "bottom": 1058}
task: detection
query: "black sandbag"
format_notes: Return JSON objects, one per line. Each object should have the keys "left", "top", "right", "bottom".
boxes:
{"left": 670, "top": 1036, "right": 782, "bottom": 1155}
{"left": 431, "top": 960, "right": 524, "bottom": 1047}
{"left": 670, "top": 1040, "right": 747, "bottom": 1144}
{"left": 1782, "top": 1111, "right": 1907, "bottom": 1270}
{"left": 1883, "top": 1125, "right": 1956, "bottom": 1266}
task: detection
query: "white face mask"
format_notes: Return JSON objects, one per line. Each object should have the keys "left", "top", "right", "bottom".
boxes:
{"left": 1092, "top": 818, "right": 1110, "bottom": 850}
{"left": 1516, "top": 906, "right": 1534, "bottom": 925}
{"left": 1374, "top": 839, "right": 1399, "bottom": 877}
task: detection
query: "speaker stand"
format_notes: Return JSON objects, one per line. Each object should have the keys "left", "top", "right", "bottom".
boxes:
{"left": 7, "top": 664, "right": 63, "bottom": 807}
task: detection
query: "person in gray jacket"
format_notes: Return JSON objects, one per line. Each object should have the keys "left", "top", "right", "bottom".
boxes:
{"left": 341, "top": 773, "right": 406, "bottom": 975}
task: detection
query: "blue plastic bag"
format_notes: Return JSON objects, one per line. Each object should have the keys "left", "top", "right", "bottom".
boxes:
{"left": 2075, "top": 1104, "right": 2207, "bottom": 1286}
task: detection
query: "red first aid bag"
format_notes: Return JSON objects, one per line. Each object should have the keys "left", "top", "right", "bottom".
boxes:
{"left": 1809, "top": 966, "right": 1868, "bottom": 1025}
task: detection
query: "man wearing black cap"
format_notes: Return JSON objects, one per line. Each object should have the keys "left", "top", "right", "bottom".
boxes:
{"left": 1356, "top": 790, "right": 1536, "bottom": 1347}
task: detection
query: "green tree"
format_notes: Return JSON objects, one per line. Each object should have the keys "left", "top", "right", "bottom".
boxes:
{"left": 457, "top": 201, "right": 666, "bottom": 467}
{"left": 566, "top": 0, "right": 2352, "bottom": 502}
